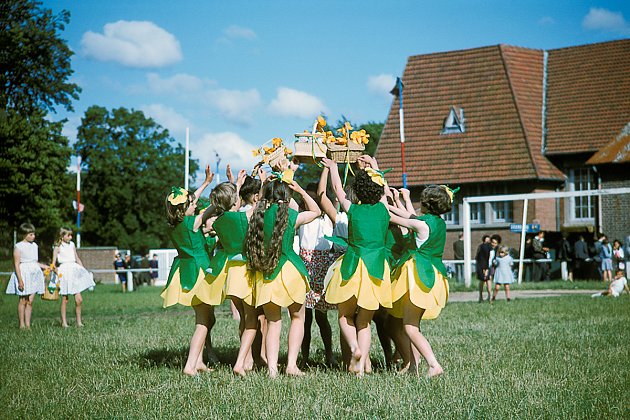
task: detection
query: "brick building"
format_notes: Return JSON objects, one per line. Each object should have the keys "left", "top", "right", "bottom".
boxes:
{"left": 376, "top": 39, "right": 630, "bottom": 258}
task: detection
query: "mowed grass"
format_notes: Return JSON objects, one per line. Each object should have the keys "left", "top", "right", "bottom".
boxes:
{"left": 0, "top": 284, "right": 629, "bottom": 419}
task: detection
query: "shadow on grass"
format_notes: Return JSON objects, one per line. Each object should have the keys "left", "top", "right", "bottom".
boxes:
{"left": 138, "top": 345, "right": 239, "bottom": 370}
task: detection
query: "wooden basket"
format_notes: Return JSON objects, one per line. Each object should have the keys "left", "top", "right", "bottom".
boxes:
{"left": 292, "top": 135, "right": 327, "bottom": 164}
{"left": 265, "top": 146, "right": 286, "bottom": 168}
{"left": 42, "top": 272, "right": 60, "bottom": 301}
{"left": 327, "top": 141, "right": 365, "bottom": 163}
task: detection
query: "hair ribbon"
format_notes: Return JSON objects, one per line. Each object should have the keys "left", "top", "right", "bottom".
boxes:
{"left": 168, "top": 186, "right": 189, "bottom": 205}
{"left": 365, "top": 167, "right": 391, "bottom": 187}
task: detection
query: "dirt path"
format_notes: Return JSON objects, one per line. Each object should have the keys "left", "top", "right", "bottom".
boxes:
{"left": 449, "top": 289, "right": 601, "bottom": 302}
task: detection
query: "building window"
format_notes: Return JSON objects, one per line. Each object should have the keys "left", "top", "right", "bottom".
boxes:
{"left": 470, "top": 202, "right": 486, "bottom": 224}
{"left": 442, "top": 202, "right": 460, "bottom": 225}
{"left": 441, "top": 106, "right": 465, "bottom": 134}
{"left": 492, "top": 201, "right": 513, "bottom": 223}
{"left": 568, "top": 168, "right": 596, "bottom": 221}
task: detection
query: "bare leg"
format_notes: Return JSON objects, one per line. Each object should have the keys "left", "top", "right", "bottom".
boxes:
{"left": 60, "top": 295, "right": 69, "bottom": 327}
{"left": 314, "top": 309, "right": 336, "bottom": 365}
{"left": 402, "top": 294, "right": 443, "bottom": 378}
{"left": 340, "top": 331, "right": 351, "bottom": 368}
{"left": 230, "top": 300, "right": 240, "bottom": 320}
{"left": 258, "top": 314, "right": 268, "bottom": 365}
{"left": 18, "top": 297, "right": 26, "bottom": 329}
{"left": 337, "top": 298, "right": 361, "bottom": 373}
{"left": 233, "top": 302, "right": 259, "bottom": 377}
{"left": 504, "top": 284, "right": 511, "bottom": 301}
{"left": 262, "top": 303, "right": 282, "bottom": 378}
{"left": 387, "top": 316, "right": 412, "bottom": 372}
{"left": 355, "top": 308, "right": 375, "bottom": 376}
{"left": 183, "top": 304, "right": 211, "bottom": 376}
{"left": 75, "top": 293, "right": 84, "bottom": 327}
{"left": 286, "top": 302, "right": 306, "bottom": 376}
{"left": 486, "top": 280, "right": 492, "bottom": 300}
{"left": 478, "top": 280, "right": 484, "bottom": 302}
{"left": 491, "top": 284, "right": 499, "bottom": 302}
{"left": 24, "top": 294, "right": 34, "bottom": 329}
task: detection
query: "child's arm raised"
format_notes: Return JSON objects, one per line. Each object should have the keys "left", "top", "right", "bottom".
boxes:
{"left": 193, "top": 164, "right": 214, "bottom": 199}
{"left": 291, "top": 181, "right": 321, "bottom": 228}
{"left": 400, "top": 188, "right": 416, "bottom": 215}
{"left": 389, "top": 213, "right": 429, "bottom": 240}
{"left": 387, "top": 203, "right": 414, "bottom": 219}
{"left": 317, "top": 166, "right": 337, "bottom": 224}
{"left": 321, "top": 158, "right": 351, "bottom": 213}
{"left": 232, "top": 169, "right": 247, "bottom": 211}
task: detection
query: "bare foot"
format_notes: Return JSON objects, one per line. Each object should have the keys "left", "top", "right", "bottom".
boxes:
{"left": 286, "top": 366, "right": 305, "bottom": 377}
{"left": 233, "top": 366, "right": 247, "bottom": 377}
{"left": 427, "top": 365, "right": 443, "bottom": 378}
{"left": 61, "top": 323, "right": 69, "bottom": 328}
{"left": 244, "top": 361, "right": 254, "bottom": 372}
{"left": 76, "top": 323, "right": 84, "bottom": 328}
{"left": 348, "top": 348, "right": 362, "bottom": 374}
{"left": 196, "top": 363, "right": 212, "bottom": 373}
{"left": 364, "top": 357, "right": 373, "bottom": 374}
{"left": 268, "top": 367, "right": 279, "bottom": 379}
{"left": 183, "top": 368, "right": 198, "bottom": 377}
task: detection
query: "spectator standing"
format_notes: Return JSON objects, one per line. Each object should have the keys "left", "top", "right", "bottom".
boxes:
{"left": 612, "top": 240, "right": 625, "bottom": 273}
{"left": 531, "top": 231, "right": 549, "bottom": 281}
{"left": 557, "top": 234, "right": 573, "bottom": 281}
{"left": 113, "top": 253, "right": 127, "bottom": 292}
{"left": 475, "top": 235, "right": 492, "bottom": 302}
{"left": 573, "top": 235, "right": 589, "bottom": 280}
{"left": 453, "top": 233, "right": 464, "bottom": 282}
{"left": 593, "top": 234, "right": 606, "bottom": 280}
{"left": 149, "top": 254, "right": 159, "bottom": 286}
{"left": 488, "top": 234, "right": 502, "bottom": 281}
{"left": 600, "top": 238, "right": 613, "bottom": 282}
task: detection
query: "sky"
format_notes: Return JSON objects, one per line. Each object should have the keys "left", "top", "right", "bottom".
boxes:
{"left": 42, "top": 0, "right": 630, "bottom": 185}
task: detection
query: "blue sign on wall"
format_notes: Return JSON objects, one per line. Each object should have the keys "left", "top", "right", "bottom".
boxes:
{"left": 509, "top": 223, "right": 541, "bottom": 233}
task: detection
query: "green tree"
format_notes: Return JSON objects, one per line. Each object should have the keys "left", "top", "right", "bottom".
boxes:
{"left": 75, "top": 106, "right": 198, "bottom": 253}
{"left": 0, "top": 0, "right": 80, "bottom": 258}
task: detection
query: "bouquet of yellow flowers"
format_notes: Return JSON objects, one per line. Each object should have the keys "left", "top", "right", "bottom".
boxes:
{"left": 42, "top": 264, "right": 60, "bottom": 301}
{"left": 252, "top": 137, "right": 293, "bottom": 169}
{"left": 315, "top": 117, "right": 368, "bottom": 163}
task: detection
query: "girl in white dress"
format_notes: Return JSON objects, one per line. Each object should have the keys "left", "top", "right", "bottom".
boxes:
{"left": 52, "top": 227, "right": 95, "bottom": 327}
{"left": 6, "top": 223, "right": 47, "bottom": 329}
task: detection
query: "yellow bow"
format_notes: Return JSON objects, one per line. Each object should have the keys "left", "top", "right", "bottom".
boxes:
{"left": 439, "top": 185, "right": 460, "bottom": 203}
{"left": 271, "top": 169, "right": 294, "bottom": 184}
{"left": 365, "top": 167, "right": 390, "bottom": 187}
{"left": 168, "top": 187, "right": 189, "bottom": 205}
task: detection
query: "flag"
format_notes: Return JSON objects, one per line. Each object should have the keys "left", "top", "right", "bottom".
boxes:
{"left": 72, "top": 200, "right": 85, "bottom": 212}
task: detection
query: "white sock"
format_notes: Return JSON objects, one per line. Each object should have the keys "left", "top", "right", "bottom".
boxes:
{"left": 591, "top": 292, "right": 602, "bottom": 298}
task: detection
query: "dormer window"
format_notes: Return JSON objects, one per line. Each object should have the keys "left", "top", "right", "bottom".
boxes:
{"left": 441, "top": 106, "right": 465, "bottom": 134}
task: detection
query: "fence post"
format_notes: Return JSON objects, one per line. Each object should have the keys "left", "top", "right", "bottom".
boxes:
{"left": 127, "top": 270, "right": 134, "bottom": 292}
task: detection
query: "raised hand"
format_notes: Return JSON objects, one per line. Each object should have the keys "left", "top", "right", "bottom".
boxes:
{"left": 226, "top": 164, "right": 234, "bottom": 183}
{"left": 204, "top": 164, "right": 214, "bottom": 185}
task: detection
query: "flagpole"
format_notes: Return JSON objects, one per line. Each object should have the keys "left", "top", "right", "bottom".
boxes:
{"left": 185, "top": 127, "right": 190, "bottom": 190}
{"left": 76, "top": 155, "right": 81, "bottom": 248}
{"left": 390, "top": 77, "right": 407, "bottom": 188}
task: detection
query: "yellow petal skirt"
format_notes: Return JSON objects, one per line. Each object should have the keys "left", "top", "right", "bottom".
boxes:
{"left": 161, "top": 268, "right": 226, "bottom": 308}
{"left": 390, "top": 258, "right": 449, "bottom": 319}
{"left": 323, "top": 256, "right": 392, "bottom": 311}
{"left": 222, "top": 261, "right": 255, "bottom": 306}
{"left": 254, "top": 262, "right": 309, "bottom": 308}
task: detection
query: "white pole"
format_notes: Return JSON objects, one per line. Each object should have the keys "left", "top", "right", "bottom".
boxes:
{"left": 463, "top": 200, "right": 471, "bottom": 287}
{"left": 518, "top": 199, "right": 528, "bottom": 284}
{"left": 184, "top": 127, "right": 190, "bottom": 190}
{"left": 77, "top": 155, "right": 81, "bottom": 248}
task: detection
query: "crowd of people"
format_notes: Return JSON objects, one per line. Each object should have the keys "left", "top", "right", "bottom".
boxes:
{"left": 159, "top": 154, "right": 453, "bottom": 378}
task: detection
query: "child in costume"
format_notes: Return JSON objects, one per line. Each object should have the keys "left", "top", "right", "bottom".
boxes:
{"left": 299, "top": 175, "right": 336, "bottom": 366}
{"left": 52, "top": 227, "right": 95, "bottom": 327}
{"left": 388, "top": 185, "right": 454, "bottom": 377}
{"left": 321, "top": 158, "right": 393, "bottom": 376}
{"left": 246, "top": 170, "right": 320, "bottom": 378}
{"left": 6, "top": 223, "right": 47, "bottom": 329}
{"left": 491, "top": 246, "right": 514, "bottom": 302}
{"left": 160, "top": 165, "right": 220, "bottom": 376}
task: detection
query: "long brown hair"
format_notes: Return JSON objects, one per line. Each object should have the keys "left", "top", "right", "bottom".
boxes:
{"left": 245, "top": 179, "right": 291, "bottom": 276}
{"left": 165, "top": 193, "right": 194, "bottom": 227}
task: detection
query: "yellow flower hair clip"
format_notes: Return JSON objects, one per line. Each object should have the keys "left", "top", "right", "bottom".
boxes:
{"left": 168, "top": 186, "right": 189, "bottom": 205}
{"left": 439, "top": 185, "right": 460, "bottom": 203}
{"left": 365, "top": 167, "right": 391, "bottom": 187}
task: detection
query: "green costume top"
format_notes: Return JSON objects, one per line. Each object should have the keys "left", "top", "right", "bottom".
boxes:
{"left": 207, "top": 211, "right": 248, "bottom": 276}
{"left": 386, "top": 225, "right": 411, "bottom": 267}
{"left": 165, "top": 215, "right": 211, "bottom": 291}
{"left": 327, "top": 203, "right": 390, "bottom": 281}
{"left": 396, "top": 213, "right": 447, "bottom": 290}
{"left": 205, "top": 235, "right": 217, "bottom": 257}
{"left": 262, "top": 204, "right": 309, "bottom": 280}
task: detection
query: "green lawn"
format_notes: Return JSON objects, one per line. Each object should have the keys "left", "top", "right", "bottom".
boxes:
{"left": 1, "top": 284, "right": 628, "bottom": 419}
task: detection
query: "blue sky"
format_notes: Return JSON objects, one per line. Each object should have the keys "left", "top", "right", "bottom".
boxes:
{"left": 43, "top": 0, "right": 630, "bottom": 183}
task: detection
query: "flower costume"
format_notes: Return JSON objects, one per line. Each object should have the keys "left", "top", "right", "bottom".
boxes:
{"left": 254, "top": 204, "right": 310, "bottom": 307}
{"left": 206, "top": 211, "right": 255, "bottom": 306}
{"left": 324, "top": 202, "right": 393, "bottom": 310}
{"left": 390, "top": 213, "right": 449, "bottom": 319}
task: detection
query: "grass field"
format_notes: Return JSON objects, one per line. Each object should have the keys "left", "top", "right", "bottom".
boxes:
{"left": 1, "top": 282, "right": 629, "bottom": 419}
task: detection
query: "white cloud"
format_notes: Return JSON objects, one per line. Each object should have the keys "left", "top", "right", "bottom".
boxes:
{"left": 61, "top": 115, "right": 81, "bottom": 143}
{"left": 140, "top": 104, "right": 191, "bottom": 138}
{"left": 538, "top": 16, "right": 555, "bottom": 26}
{"left": 192, "top": 132, "right": 259, "bottom": 177}
{"left": 81, "top": 20, "right": 182, "bottom": 68}
{"left": 205, "top": 88, "right": 262, "bottom": 126}
{"left": 224, "top": 25, "right": 257, "bottom": 40}
{"left": 367, "top": 74, "right": 396, "bottom": 98}
{"left": 582, "top": 8, "right": 629, "bottom": 34}
{"left": 268, "top": 87, "right": 328, "bottom": 119}
{"left": 146, "top": 73, "right": 215, "bottom": 95}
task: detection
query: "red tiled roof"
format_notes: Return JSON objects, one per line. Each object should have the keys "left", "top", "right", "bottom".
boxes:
{"left": 586, "top": 123, "right": 630, "bottom": 164}
{"left": 376, "top": 45, "right": 564, "bottom": 186}
{"left": 545, "top": 39, "right": 630, "bottom": 155}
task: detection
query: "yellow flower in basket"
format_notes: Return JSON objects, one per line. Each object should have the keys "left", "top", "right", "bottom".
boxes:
{"left": 263, "top": 146, "right": 272, "bottom": 154}
{"left": 272, "top": 137, "right": 283, "bottom": 147}
{"left": 316, "top": 116, "right": 327, "bottom": 131}
{"left": 252, "top": 148, "right": 261, "bottom": 157}
{"left": 284, "top": 147, "right": 293, "bottom": 155}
